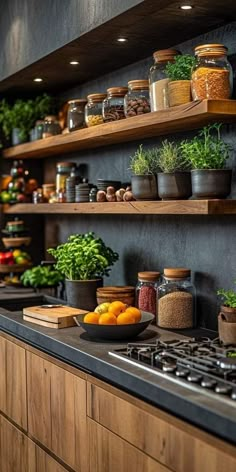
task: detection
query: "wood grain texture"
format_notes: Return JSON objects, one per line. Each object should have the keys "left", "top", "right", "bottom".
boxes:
{"left": 28, "top": 438, "right": 68, "bottom": 472}
{"left": 23, "top": 305, "right": 87, "bottom": 329}
{"left": 0, "top": 415, "right": 28, "bottom": 472}
{"left": 3, "top": 100, "right": 236, "bottom": 159}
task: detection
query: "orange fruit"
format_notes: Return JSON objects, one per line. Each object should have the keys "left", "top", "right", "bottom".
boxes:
{"left": 125, "top": 306, "right": 141, "bottom": 323}
{"left": 83, "top": 312, "right": 100, "bottom": 324}
{"left": 98, "top": 312, "right": 117, "bottom": 325}
{"left": 117, "top": 311, "right": 136, "bottom": 325}
{"left": 108, "top": 301, "right": 127, "bottom": 317}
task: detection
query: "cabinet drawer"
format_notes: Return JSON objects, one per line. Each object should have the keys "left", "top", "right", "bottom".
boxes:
{"left": 87, "top": 381, "right": 236, "bottom": 472}
{"left": 28, "top": 438, "right": 68, "bottom": 472}
{"left": 0, "top": 415, "right": 28, "bottom": 472}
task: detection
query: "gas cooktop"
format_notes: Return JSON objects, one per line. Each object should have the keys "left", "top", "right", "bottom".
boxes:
{"left": 109, "top": 338, "right": 236, "bottom": 403}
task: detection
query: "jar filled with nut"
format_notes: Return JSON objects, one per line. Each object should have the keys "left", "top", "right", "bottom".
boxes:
{"left": 157, "top": 268, "right": 196, "bottom": 329}
{"left": 149, "top": 49, "right": 179, "bottom": 111}
{"left": 191, "top": 44, "right": 233, "bottom": 100}
{"left": 103, "top": 87, "right": 128, "bottom": 122}
{"left": 124, "top": 80, "right": 150, "bottom": 118}
{"left": 85, "top": 93, "right": 107, "bottom": 127}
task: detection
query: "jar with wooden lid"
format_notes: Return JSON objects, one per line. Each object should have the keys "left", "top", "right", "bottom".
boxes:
{"left": 42, "top": 116, "right": 61, "bottom": 138}
{"left": 67, "top": 99, "right": 87, "bottom": 131}
{"left": 56, "top": 162, "right": 76, "bottom": 193}
{"left": 124, "top": 80, "right": 150, "bottom": 118}
{"left": 85, "top": 93, "right": 107, "bottom": 127}
{"left": 103, "top": 87, "right": 128, "bottom": 122}
{"left": 157, "top": 268, "right": 196, "bottom": 329}
{"left": 191, "top": 44, "right": 233, "bottom": 100}
{"left": 149, "top": 49, "right": 179, "bottom": 111}
{"left": 136, "top": 271, "right": 160, "bottom": 321}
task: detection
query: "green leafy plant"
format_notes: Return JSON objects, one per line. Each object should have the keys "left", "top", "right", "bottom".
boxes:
{"left": 217, "top": 281, "right": 236, "bottom": 308}
{"left": 20, "top": 265, "right": 64, "bottom": 288}
{"left": 129, "top": 144, "right": 160, "bottom": 175}
{"left": 47, "top": 232, "right": 119, "bottom": 281}
{"left": 180, "top": 123, "right": 231, "bottom": 170}
{"left": 165, "top": 55, "right": 197, "bottom": 81}
{"left": 158, "top": 140, "right": 191, "bottom": 173}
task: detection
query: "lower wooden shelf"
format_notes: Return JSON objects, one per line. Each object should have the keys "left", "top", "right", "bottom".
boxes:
{"left": 3, "top": 200, "right": 236, "bottom": 215}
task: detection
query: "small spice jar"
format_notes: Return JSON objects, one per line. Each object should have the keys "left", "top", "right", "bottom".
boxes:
{"left": 67, "top": 99, "right": 87, "bottom": 132}
{"left": 102, "top": 87, "right": 128, "bottom": 122}
{"left": 42, "top": 116, "right": 61, "bottom": 138}
{"left": 157, "top": 268, "right": 196, "bottom": 329}
{"left": 136, "top": 271, "right": 160, "bottom": 321}
{"left": 42, "top": 183, "right": 56, "bottom": 202}
{"left": 149, "top": 49, "right": 179, "bottom": 111}
{"left": 124, "top": 80, "right": 151, "bottom": 118}
{"left": 85, "top": 93, "right": 107, "bottom": 127}
{"left": 56, "top": 162, "right": 76, "bottom": 193}
{"left": 191, "top": 44, "right": 233, "bottom": 100}
{"left": 32, "top": 188, "right": 44, "bottom": 204}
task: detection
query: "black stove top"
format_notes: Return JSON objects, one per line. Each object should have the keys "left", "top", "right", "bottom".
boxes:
{"left": 109, "top": 338, "right": 236, "bottom": 403}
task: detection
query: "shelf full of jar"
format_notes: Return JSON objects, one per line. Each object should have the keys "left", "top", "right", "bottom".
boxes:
{"left": 2, "top": 99, "right": 236, "bottom": 160}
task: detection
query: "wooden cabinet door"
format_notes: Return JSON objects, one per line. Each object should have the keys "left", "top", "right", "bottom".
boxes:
{"left": 28, "top": 438, "right": 68, "bottom": 472}
{"left": 0, "top": 336, "right": 27, "bottom": 429}
{"left": 0, "top": 415, "right": 28, "bottom": 472}
{"left": 27, "top": 351, "right": 87, "bottom": 472}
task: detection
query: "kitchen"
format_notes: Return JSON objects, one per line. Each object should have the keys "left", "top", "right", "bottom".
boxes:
{"left": 0, "top": 1, "right": 236, "bottom": 471}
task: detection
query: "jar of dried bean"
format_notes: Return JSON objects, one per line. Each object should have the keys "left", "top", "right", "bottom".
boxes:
{"left": 157, "top": 268, "right": 196, "bottom": 330}
{"left": 103, "top": 87, "right": 128, "bottom": 122}
{"left": 124, "top": 80, "right": 151, "bottom": 118}
{"left": 85, "top": 93, "right": 107, "bottom": 127}
{"left": 149, "top": 49, "right": 179, "bottom": 111}
{"left": 136, "top": 271, "right": 160, "bottom": 323}
{"left": 191, "top": 44, "right": 233, "bottom": 100}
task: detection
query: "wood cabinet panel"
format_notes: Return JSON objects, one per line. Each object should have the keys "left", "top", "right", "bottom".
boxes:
{"left": 0, "top": 336, "right": 27, "bottom": 429}
{"left": 0, "top": 415, "right": 28, "bottom": 472}
{"left": 28, "top": 438, "right": 68, "bottom": 472}
{"left": 27, "top": 351, "right": 87, "bottom": 472}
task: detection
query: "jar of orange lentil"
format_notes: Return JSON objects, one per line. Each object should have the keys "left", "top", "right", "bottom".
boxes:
{"left": 191, "top": 44, "right": 233, "bottom": 100}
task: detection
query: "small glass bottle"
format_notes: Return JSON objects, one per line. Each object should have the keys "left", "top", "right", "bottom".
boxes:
{"left": 124, "top": 80, "right": 150, "bottom": 118}
{"left": 67, "top": 99, "right": 87, "bottom": 132}
{"left": 136, "top": 271, "right": 160, "bottom": 321}
{"left": 42, "top": 116, "right": 61, "bottom": 138}
{"left": 191, "top": 44, "right": 233, "bottom": 100}
{"left": 85, "top": 93, "right": 107, "bottom": 127}
{"left": 157, "top": 268, "right": 196, "bottom": 329}
{"left": 56, "top": 162, "right": 76, "bottom": 193}
{"left": 103, "top": 87, "right": 128, "bottom": 122}
{"left": 149, "top": 49, "right": 179, "bottom": 111}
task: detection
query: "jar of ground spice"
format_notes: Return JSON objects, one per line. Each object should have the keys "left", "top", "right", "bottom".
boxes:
{"left": 103, "top": 87, "right": 128, "bottom": 122}
{"left": 149, "top": 49, "right": 180, "bottom": 111}
{"left": 191, "top": 44, "right": 233, "bottom": 100}
{"left": 136, "top": 271, "right": 160, "bottom": 322}
{"left": 157, "top": 268, "right": 196, "bottom": 330}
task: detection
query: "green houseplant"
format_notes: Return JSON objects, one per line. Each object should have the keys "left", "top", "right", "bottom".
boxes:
{"left": 217, "top": 282, "right": 236, "bottom": 345}
{"left": 180, "top": 123, "right": 232, "bottom": 198}
{"left": 165, "top": 54, "right": 196, "bottom": 107}
{"left": 21, "top": 265, "right": 64, "bottom": 297}
{"left": 48, "top": 232, "right": 119, "bottom": 310}
{"left": 129, "top": 144, "right": 159, "bottom": 200}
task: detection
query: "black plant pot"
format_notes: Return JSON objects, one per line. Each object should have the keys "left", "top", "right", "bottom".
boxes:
{"left": 65, "top": 278, "right": 103, "bottom": 311}
{"left": 157, "top": 172, "right": 192, "bottom": 200}
{"left": 191, "top": 169, "right": 232, "bottom": 199}
{"left": 131, "top": 175, "right": 158, "bottom": 200}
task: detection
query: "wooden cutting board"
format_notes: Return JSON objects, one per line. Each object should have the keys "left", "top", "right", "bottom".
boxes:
{"left": 23, "top": 304, "right": 88, "bottom": 329}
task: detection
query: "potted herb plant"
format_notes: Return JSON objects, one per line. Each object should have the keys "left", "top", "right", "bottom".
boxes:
{"left": 20, "top": 264, "right": 64, "bottom": 297}
{"left": 129, "top": 145, "right": 159, "bottom": 200}
{"left": 217, "top": 282, "right": 236, "bottom": 345}
{"left": 157, "top": 140, "right": 192, "bottom": 200}
{"left": 180, "top": 123, "right": 232, "bottom": 199}
{"left": 165, "top": 54, "right": 196, "bottom": 107}
{"left": 48, "top": 232, "right": 119, "bottom": 310}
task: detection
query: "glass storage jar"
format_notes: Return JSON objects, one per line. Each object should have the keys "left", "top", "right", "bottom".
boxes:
{"left": 136, "top": 271, "right": 160, "bottom": 320}
{"left": 102, "top": 87, "right": 128, "bottom": 122}
{"left": 85, "top": 93, "right": 107, "bottom": 127}
{"left": 191, "top": 44, "right": 233, "bottom": 100}
{"left": 42, "top": 116, "right": 61, "bottom": 138}
{"left": 149, "top": 49, "right": 179, "bottom": 111}
{"left": 124, "top": 80, "right": 151, "bottom": 117}
{"left": 157, "top": 268, "right": 196, "bottom": 329}
{"left": 67, "top": 99, "right": 87, "bottom": 132}
{"left": 56, "top": 162, "right": 76, "bottom": 193}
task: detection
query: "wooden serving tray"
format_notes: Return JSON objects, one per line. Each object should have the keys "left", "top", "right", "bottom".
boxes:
{"left": 23, "top": 304, "right": 87, "bottom": 329}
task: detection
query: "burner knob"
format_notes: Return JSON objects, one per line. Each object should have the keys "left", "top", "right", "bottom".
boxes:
{"left": 215, "top": 384, "right": 232, "bottom": 395}
{"left": 175, "top": 368, "right": 189, "bottom": 378}
{"left": 201, "top": 378, "right": 217, "bottom": 389}
{"left": 217, "top": 358, "right": 236, "bottom": 370}
{"left": 231, "top": 390, "right": 236, "bottom": 401}
{"left": 187, "top": 373, "right": 202, "bottom": 383}
{"left": 162, "top": 363, "right": 176, "bottom": 373}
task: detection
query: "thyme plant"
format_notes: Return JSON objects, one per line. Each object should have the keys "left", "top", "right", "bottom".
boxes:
{"left": 158, "top": 140, "right": 191, "bottom": 173}
{"left": 129, "top": 144, "right": 160, "bottom": 175}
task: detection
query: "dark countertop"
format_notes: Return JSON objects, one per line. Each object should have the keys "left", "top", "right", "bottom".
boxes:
{"left": 0, "top": 305, "right": 236, "bottom": 446}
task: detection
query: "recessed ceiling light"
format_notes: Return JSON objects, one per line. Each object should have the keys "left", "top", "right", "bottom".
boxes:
{"left": 70, "top": 61, "right": 80, "bottom": 65}
{"left": 33, "top": 77, "right": 43, "bottom": 82}
{"left": 180, "top": 4, "right": 193, "bottom": 10}
{"left": 117, "top": 37, "right": 127, "bottom": 43}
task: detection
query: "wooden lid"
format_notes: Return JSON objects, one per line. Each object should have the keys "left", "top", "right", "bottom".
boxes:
{"left": 153, "top": 49, "right": 180, "bottom": 62}
{"left": 138, "top": 271, "right": 160, "bottom": 282}
{"left": 87, "top": 93, "right": 107, "bottom": 102}
{"left": 128, "top": 80, "right": 149, "bottom": 90}
{"left": 68, "top": 98, "right": 87, "bottom": 104}
{"left": 97, "top": 286, "right": 135, "bottom": 293}
{"left": 107, "top": 87, "right": 128, "bottom": 97}
{"left": 44, "top": 115, "right": 58, "bottom": 121}
{"left": 7, "top": 220, "right": 24, "bottom": 226}
{"left": 195, "top": 44, "right": 228, "bottom": 56}
{"left": 164, "top": 268, "right": 191, "bottom": 279}
{"left": 56, "top": 161, "right": 75, "bottom": 167}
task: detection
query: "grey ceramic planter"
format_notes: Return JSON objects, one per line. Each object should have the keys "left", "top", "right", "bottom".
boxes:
{"left": 191, "top": 169, "right": 232, "bottom": 199}
{"left": 65, "top": 278, "right": 103, "bottom": 311}
{"left": 157, "top": 172, "right": 192, "bottom": 200}
{"left": 131, "top": 174, "right": 158, "bottom": 200}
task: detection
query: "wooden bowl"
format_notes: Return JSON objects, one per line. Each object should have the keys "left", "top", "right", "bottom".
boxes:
{"left": 0, "top": 263, "right": 32, "bottom": 274}
{"left": 96, "top": 286, "right": 135, "bottom": 306}
{"left": 2, "top": 237, "right": 32, "bottom": 248}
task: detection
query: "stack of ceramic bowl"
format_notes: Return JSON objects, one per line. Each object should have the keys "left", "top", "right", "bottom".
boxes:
{"left": 2, "top": 219, "right": 32, "bottom": 248}
{"left": 75, "top": 182, "right": 90, "bottom": 202}
{"left": 96, "top": 286, "right": 135, "bottom": 306}
{"left": 97, "top": 179, "right": 121, "bottom": 192}
{"left": 66, "top": 176, "right": 76, "bottom": 202}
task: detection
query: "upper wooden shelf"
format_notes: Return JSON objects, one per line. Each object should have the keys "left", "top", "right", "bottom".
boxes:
{"left": 3, "top": 100, "right": 236, "bottom": 160}
{"left": 3, "top": 200, "right": 236, "bottom": 216}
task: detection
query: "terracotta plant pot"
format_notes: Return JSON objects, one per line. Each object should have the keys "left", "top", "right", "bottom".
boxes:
{"left": 220, "top": 305, "right": 236, "bottom": 323}
{"left": 65, "top": 278, "right": 103, "bottom": 311}
{"left": 168, "top": 80, "right": 191, "bottom": 107}
{"left": 218, "top": 312, "right": 236, "bottom": 346}
{"left": 131, "top": 175, "right": 158, "bottom": 201}
{"left": 191, "top": 169, "right": 232, "bottom": 199}
{"left": 157, "top": 172, "right": 192, "bottom": 200}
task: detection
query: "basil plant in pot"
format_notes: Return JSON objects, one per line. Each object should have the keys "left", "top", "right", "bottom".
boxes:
{"left": 129, "top": 144, "right": 159, "bottom": 200}
{"left": 180, "top": 123, "right": 232, "bottom": 199}
{"left": 157, "top": 140, "right": 192, "bottom": 200}
{"left": 48, "top": 232, "right": 119, "bottom": 311}
{"left": 217, "top": 282, "right": 236, "bottom": 346}
{"left": 165, "top": 54, "right": 196, "bottom": 107}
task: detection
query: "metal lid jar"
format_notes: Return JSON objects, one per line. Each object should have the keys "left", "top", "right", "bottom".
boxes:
{"left": 149, "top": 49, "right": 179, "bottom": 111}
{"left": 67, "top": 99, "right": 87, "bottom": 132}
{"left": 56, "top": 162, "right": 76, "bottom": 193}
{"left": 124, "top": 80, "right": 150, "bottom": 118}
{"left": 85, "top": 93, "right": 107, "bottom": 127}
{"left": 102, "top": 87, "right": 128, "bottom": 122}
{"left": 136, "top": 271, "right": 160, "bottom": 320}
{"left": 191, "top": 44, "right": 233, "bottom": 100}
{"left": 157, "top": 268, "right": 196, "bottom": 329}
{"left": 42, "top": 116, "right": 61, "bottom": 139}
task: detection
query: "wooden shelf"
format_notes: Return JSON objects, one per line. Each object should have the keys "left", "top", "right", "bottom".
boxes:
{"left": 3, "top": 200, "right": 236, "bottom": 216}
{"left": 3, "top": 100, "right": 236, "bottom": 160}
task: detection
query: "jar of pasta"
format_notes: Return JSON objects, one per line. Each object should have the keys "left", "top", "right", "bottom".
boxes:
{"left": 85, "top": 93, "right": 107, "bottom": 127}
{"left": 191, "top": 44, "right": 233, "bottom": 100}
